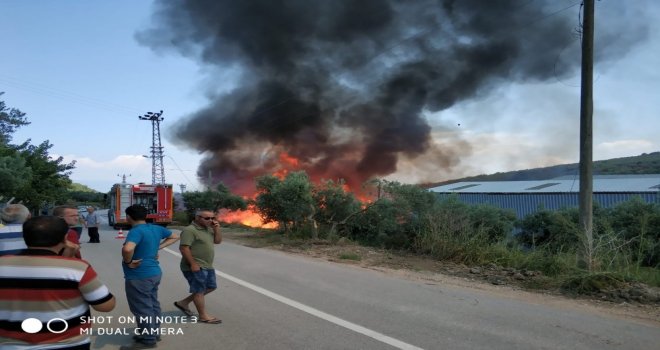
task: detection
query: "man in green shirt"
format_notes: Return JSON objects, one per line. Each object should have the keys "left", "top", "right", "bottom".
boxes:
{"left": 174, "top": 209, "right": 222, "bottom": 324}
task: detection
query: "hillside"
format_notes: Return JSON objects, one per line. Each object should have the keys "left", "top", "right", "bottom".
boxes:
{"left": 69, "top": 183, "right": 100, "bottom": 192}
{"left": 421, "top": 151, "right": 660, "bottom": 188}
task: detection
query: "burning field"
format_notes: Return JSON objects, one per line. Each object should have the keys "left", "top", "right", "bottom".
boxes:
{"left": 138, "top": 0, "right": 645, "bottom": 220}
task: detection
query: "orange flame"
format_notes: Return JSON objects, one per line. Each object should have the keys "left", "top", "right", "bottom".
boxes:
{"left": 273, "top": 152, "right": 300, "bottom": 179}
{"left": 218, "top": 151, "right": 379, "bottom": 228}
{"left": 279, "top": 152, "right": 299, "bottom": 167}
{"left": 218, "top": 207, "right": 278, "bottom": 229}
{"left": 272, "top": 168, "right": 289, "bottom": 179}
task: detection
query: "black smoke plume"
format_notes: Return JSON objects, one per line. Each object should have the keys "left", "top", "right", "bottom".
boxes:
{"left": 137, "top": 0, "right": 646, "bottom": 196}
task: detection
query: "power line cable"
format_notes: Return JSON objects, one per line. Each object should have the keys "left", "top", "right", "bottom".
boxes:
{"left": 0, "top": 73, "right": 145, "bottom": 114}
{"left": 0, "top": 2, "right": 582, "bottom": 130}
{"left": 165, "top": 155, "right": 197, "bottom": 190}
{"left": 1, "top": 1, "right": 587, "bottom": 160}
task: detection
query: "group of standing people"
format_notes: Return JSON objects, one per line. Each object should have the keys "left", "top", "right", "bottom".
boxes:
{"left": 120, "top": 207, "right": 223, "bottom": 349}
{"left": 0, "top": 206, "right": 116, "bottom": 350}
{"left": 0, "top": 204, "right": 224, "bottom": 350}
{"left": 0, "top": 203, "right": 89, "bottom": 258}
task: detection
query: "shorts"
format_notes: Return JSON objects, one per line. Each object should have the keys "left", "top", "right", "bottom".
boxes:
{"left": 182, "top": 269, "right": 217, "bottom": 294}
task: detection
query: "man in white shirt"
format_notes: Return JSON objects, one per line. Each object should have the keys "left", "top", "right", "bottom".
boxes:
{"left": 84, "top": 206, "right": 102, "bottom": 243}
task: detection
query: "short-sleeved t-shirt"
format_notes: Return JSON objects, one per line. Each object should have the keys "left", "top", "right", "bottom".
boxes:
{"left": 0, "top": 249, "right": 114, "bottom": 348}
{"left": 179, "top": 223, "right": 216, "bottom": 271}
{"left": 122, "top": 223, "right": 172, "bottom": 280}
{"left": 65, "top": 228, "right": 82, "bottom": 259}
{"left": 0, "top": 224, "right": 26, "bottom": 256}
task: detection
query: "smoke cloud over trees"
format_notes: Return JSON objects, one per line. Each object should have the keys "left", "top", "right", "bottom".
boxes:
{"left": 137, "top": 0, "right": 647, "bottom": 195}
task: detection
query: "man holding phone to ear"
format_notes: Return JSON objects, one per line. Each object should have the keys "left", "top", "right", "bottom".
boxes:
{"left": 174, "top": 209, "right": 222, "bottom": 324}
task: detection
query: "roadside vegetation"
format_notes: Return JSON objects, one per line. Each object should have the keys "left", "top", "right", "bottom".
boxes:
{"left": 0, "top": 94, "right": 89, "bottom": 212}
{"left": 179, "top": 170, "right": 659, "bottom": 301}
{"left": 3, "top": 95, "right": 657, "bottom": 300}
{"left": 0, "top": 96, "right": 108, "bottom": 212}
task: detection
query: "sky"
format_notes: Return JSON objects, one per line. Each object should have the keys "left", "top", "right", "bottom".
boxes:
{"left": 1, "top": 0, "right": 658, "bottom": 193}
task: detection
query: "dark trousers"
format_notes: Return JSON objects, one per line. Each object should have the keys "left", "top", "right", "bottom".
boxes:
{"left": 88, "top": 227, "right": 100, "bottom": 242}
{"left": 126, "top": 275, "right": 162, "bottom": 344}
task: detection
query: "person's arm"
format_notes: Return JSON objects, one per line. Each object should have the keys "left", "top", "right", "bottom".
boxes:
{"left": 179, "top": 245, "right": 200, "bottom": 272}
{"left": 80, "top": 266, "right": 116, "bottom": 312}
{"left": 159, "top": 232, "right": 179, "bottom": 250}
{"left": 60, "top": 240, "right": 80, "bottom": 258}
{"left": 60, "top": 231, "right": 81, "bottom": 258}
{"left": 121, "top": 241, "right": 142, "bottom": 268}
{"left": 91, "top": 295, "right": 116, "bottom": 312}
{"left": 211, "top": 220, "right": 222, "bottom": 244}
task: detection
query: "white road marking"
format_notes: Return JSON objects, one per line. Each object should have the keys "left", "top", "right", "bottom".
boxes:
{"left": 163, "top": 247, "right": 424, "bottom": 350}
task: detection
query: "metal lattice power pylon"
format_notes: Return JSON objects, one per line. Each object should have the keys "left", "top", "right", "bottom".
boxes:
{"left": 139, "top": 110, "right": 165, "bottom": 185}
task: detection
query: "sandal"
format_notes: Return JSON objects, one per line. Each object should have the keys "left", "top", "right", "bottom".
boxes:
{"left": 199, "top": 318, "right": 222, "bottom": 324}
{"left": 173, "top": 302, "right": 194, "bottom": 317}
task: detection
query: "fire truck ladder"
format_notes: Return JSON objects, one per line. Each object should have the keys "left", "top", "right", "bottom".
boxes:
{"left": 139, "top": 110, "right": 166, "bottom": 185}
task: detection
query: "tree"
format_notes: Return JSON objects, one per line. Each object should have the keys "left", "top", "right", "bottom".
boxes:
{"left": 0, "top": 92, "right": 30, "bottom": 145}
{"left": 181, "top": 182, "right": 247, "bottom": 221}
{"left": 69, "top": 183, "right": 98, "bottom": 192}
{"left": 254, "top": 174, "right": 282, "bottom": 226}
{"left": 345, "top": 198, "right": 400, "bottom": 247}
{"left": 382, "top": 180, "right": 437, "bottom": 217}
{"left": 254, "top": 171, "right": 314, "bottom": 233}
{"left": 0, "top": 96, "right": 75, "bottom": 212}
{"left": 12, "top": 140, "right": 75, "bottom": 212}
{"left": 313, "top": 179, "right": 361, "bottom": 235}
{"left": 213, "top": 182, "right": 248, "bottom": 211}
{"left": 0, "top": 94, "right": 33, "bottom": 198}
{"left": 67, "top": 189, "right": 105, "bottom": 205}
{"left": 0, "top": 150, "right": 32, "bottom": 197}
{"left": 337, "top": 180, "right": 423, "bottom": 248}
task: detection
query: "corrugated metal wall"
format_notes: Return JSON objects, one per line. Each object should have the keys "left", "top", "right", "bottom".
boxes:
{"left": 435, "top": 192, "right": 659, "bottom": 218}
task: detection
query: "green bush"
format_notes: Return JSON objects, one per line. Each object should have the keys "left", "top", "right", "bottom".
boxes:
{"left": 313, "top": 179, "right": 361, "bottom": 230}
{"left": 247, "top": 173, "right": 660, "bottom": 290}
{"left": 409, "top": 197, "right": 517, "bottom": 264}
{"left": 468, "top": 204, "right": 517, "bottom": 243}
{"left": 413, "top": 203, "right": 490, "bottom": 264}
{"left": 516, "top": 198, "right": 660, "bottom": 269}
{"left": 345, "top": 198, "right": 402, "bottom": 247}
{"left": 604, "top": 197, "right": 660, "bottom": 267}
{"left": 172, "top": 211, "right": 190, "bottom": 225}
{"left": 516, "top": 207, "right": 580, "bottom": 253}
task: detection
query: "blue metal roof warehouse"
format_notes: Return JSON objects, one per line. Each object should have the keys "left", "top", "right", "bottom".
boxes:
{"left": 428, "top": 175, "right": 660, "bottom": 218}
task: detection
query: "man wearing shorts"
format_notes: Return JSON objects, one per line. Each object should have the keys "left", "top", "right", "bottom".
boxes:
{"left": 174, "top": 209, "right": 222, "bottom": 324}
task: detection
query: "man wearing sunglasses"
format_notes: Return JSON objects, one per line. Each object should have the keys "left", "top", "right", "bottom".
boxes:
{"left": 173, "top": 209, "right": 223, "bottom": 324}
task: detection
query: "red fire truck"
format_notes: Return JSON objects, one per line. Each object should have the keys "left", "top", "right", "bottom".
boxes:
{"left": 107, "top": 182, "right": 174, "bottom": 229}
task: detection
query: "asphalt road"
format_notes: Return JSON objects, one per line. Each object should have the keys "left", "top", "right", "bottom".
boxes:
{"left": 76, "top": 221, "right": 659, "bottom": 350}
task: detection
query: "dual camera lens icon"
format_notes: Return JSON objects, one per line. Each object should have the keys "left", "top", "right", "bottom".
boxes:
{"left": 21, "top": 318, "right": 68, "bottom": 334}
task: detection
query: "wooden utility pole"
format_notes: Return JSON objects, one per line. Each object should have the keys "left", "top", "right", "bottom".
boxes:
{"left": 579, "top": 0, "right": 595, "bottom": 270}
